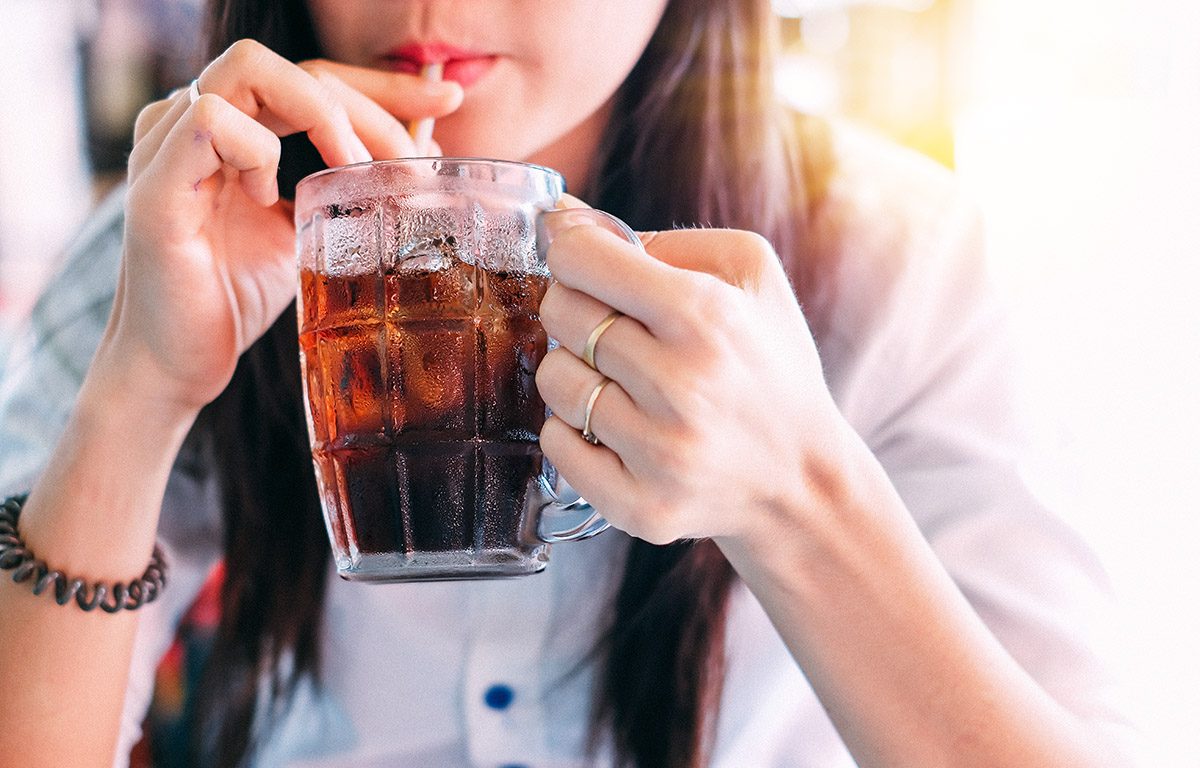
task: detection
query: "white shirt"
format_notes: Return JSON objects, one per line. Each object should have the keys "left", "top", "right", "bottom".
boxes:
{"left": 0, "top": 124, "right": 1137, "bottom": 767}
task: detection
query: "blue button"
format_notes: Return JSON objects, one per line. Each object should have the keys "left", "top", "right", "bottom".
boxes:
{"left": 484, "top": 684, "right": 515, "bottom": 710}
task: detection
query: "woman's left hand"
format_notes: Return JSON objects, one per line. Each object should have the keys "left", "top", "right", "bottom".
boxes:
{"left": 538, "top": 211, "right": 1134, "bottom": 768}
{"left": 536, "top": 210, "right": 843, "bottom": 546}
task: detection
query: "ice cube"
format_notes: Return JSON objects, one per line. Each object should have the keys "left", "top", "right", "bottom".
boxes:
{"left": 321, "top": 202, "right": 379, "bottom": 277}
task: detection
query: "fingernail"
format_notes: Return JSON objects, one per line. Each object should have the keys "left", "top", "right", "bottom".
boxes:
{"left": 538, "top": 209, "right": 644, "bottom": 259}
{"left": 557, "top": 193, "right": 589, "bottom": 211}
{"left": 352, "top": 141, "right": 372, "bottom": 165}
{"left": 536, "top": 208, "right": 599, "bottom": 264}
{"left": 538, "top": 208, "right": 598, "bottom": 240}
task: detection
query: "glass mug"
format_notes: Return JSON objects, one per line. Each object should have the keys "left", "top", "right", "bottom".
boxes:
{"left": 294, "top": 158, "right": 638, "bottom": 582}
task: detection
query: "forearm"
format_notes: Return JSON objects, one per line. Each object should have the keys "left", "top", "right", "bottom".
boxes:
{"left": 0, "top": 348, "right": 198, "bottom": 767}
{"left": 716, "top": 418, "right": 1127, "bottom": 768}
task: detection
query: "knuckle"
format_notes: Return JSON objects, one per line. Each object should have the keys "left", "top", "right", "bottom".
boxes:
{"left": 309, "top": 67, "right": 342, "bottom": 91}
{"left": 598, "top": 500, "right": 633, "bottom": 532}
{"left": 642, "top": 372, "right": 677, "bottom": 418}
{"left": 225, "top": 38, "right": 266, "bottom": 67}
{"left": 641, "top": 436, "right": 675, "bottom": 475}
{"left": 297, "top": 58, "right": 329, "bottom": 75}
{"left": 727, "top": 230, "right": 778, "bottom": 285}
{"left": 132, "top": 100, "right": 167, "bottom": 141}
{"left": 680, "top": 272, "right": 723, "bottom": 319}
{"left": 311, "top": 76, "right": 351, "bottom": 123}
{"left": 694, "top": 271, "right": 732, "bottom": 311}
{"left": 683, "top": 275, "right": 740, "bottom": 344}
{"left": 542, "top": 415, "right": 580, "bottom": 462}
{"left": 672, "top": 429, "right": 705, "bottom": 479}
{"left": 533, "top": 348, "right": 562, "bottom": 398}
{"left": 640, "top": 529, "right": 674, "bottom": 547}
{"left": 263, "top": 131, "right": 282, "bottom": 165}
{"left": 660, "top": 369, "right": 715, "bottom": 429}
{"left": 189, "top": 93, "right": 224, "bottom": 128}
{"left": 669, "top": 391, "right": 704, "bottom": 432}
{"left": 125, "top": 179, "right": 154, "bottom": 213}
{"left": 638, "top": 503, "right": 682, "bottom": 545}
{"left": 538, "top": 416, "right": 563, "bottom": 455}
{"left": 734, "top": 229, "right": 776, "bottom": 262}
{"left": 126, "top": 144, "right": 147, "bottom": 174}
{"left": 644, "top": 430, "right": 694, "bottom": 482}
{"left": 322, "top": 93, "right": 353, "bottom": 128}
{"left": 127, "top": 137, "right": 160, "bottom": 177}
{"left": 667, "top": 288, "right": 704, "bottom": 336}
{"left": 537, "top": 283, "right": 565, "bottom": 329}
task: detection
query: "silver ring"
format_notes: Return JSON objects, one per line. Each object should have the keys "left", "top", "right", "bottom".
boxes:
{"left": 581, "top": 378, "right": 611, "bottom": 446}
{"left": 187, "top": 79, "right": 201, "bottom": 105}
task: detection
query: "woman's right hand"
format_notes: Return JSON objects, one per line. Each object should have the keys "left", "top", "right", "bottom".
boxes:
{"left": 103, "top": 39, "right": 462, "bottom": 418}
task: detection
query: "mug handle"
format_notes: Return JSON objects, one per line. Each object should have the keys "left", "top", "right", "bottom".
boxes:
{"left": 534, "top": 207, "right": 644, "bottom": 543}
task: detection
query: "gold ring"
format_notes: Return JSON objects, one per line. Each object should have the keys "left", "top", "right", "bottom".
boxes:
{"left": 582, "top": 310, "right": 622, "bottom": 370}
{"left": 581, "top": 377, "right": 611, "bottom": 445}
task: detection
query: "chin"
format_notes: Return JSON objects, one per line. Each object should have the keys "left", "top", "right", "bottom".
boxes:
{"left": 438, "top": 136, "right": 537, "bottom": 163}
{"left": 432, "top": 111, "right": 542, "bottom": 162}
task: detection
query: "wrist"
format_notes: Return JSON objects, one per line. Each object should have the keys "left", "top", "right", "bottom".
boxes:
{"left": 84, "top": 336, "right": 209, "bottom": 431}
{"left": 16, "top": 349, "right": 200, "bottom": 581}
{"left": 716, "top": 410, "right": 908, "bottom": 590}
{"left": 715, "top": 419, "right": 1110, "bottom": 768}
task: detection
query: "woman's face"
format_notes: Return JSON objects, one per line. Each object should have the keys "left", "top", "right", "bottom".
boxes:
{"left": 306, "top": 0, "right": 670, "bottom": 167}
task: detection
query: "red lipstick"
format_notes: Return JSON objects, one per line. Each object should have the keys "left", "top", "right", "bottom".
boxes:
{"left": 385, "top": 42, "right": 497, "bottom": 89}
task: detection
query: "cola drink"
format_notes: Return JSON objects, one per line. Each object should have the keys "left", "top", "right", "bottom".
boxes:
{"left": 299, "top": 258, "right": 550, "bottom": 569}
{"left": 294, "top": 158, "right": 618, "bottom": 581}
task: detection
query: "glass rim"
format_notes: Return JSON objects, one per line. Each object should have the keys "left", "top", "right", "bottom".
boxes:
{"left": 295, "top": 156, "right": 564, "bottom": 192}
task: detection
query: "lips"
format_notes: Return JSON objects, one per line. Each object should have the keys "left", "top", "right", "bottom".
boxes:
{"left": 384, "top": 42, "right": 498, "bottom": 89}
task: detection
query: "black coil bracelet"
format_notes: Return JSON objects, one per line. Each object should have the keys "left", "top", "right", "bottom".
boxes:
{"left": 0, "top": 494, "right": 166, "bottom": 613}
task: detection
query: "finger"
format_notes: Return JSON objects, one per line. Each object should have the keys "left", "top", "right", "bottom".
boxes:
{"left": 539, "top": 282, "right": 666, "bottom": 406}
{"left": 132, "top": 97, "right": 176, "bottom": 145}
{"left": 540, "top": 414, "right": 640, "bottom": 524}
{"left": 302, "top": 59, "right": 463, "bottom": 120}
{"left": 129, "top": 91, "right": 193, "bottom": 178}
{"left": 542, "top": 218, "right": 693, "bottom": 337}
{"left": 638, "top": 228, "right": 785, "bottom": 292}
{"left": 305, "top": 67, "right": 418, "bottom": 160}
{"left": 198, "top": 39, "right": 370, "bottom": 167}
{"left": 144, "top": 93, "right": 282, "bottom": 209}
{"left": 535, "top": 347, "right": 648, "bottom": 458}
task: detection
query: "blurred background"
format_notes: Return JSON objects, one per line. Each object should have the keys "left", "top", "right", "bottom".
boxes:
{"left": 0, "top": 0, "right": 1196, "bottom": 765}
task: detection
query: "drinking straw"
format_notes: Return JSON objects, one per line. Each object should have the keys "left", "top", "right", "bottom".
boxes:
{"left": 407, "top": 62, "right": 444, "bottom": 154}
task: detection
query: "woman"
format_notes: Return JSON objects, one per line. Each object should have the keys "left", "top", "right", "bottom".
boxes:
{"left": 0, "top": 0, "right": 1138, "bottom": 766}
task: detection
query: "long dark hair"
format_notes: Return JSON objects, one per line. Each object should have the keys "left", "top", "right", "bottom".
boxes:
{"left": 193, "top": 1, "right": 829, "bottom": 766}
